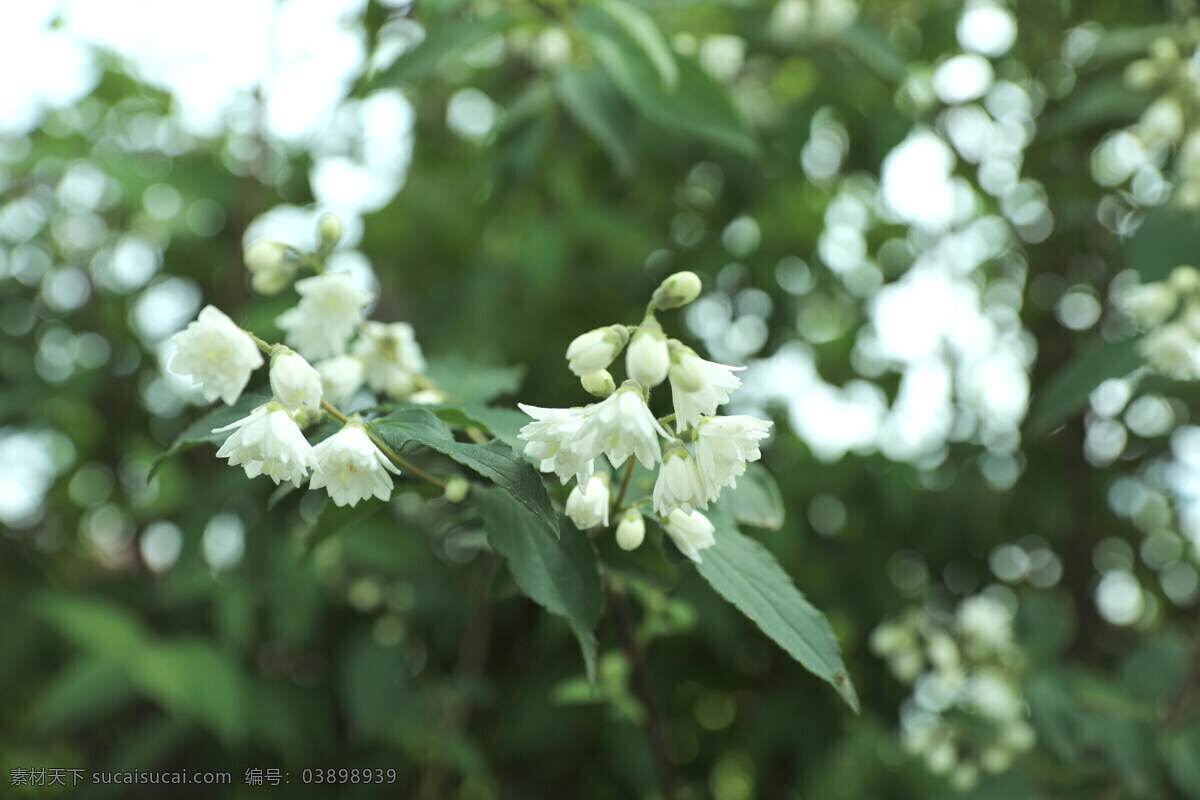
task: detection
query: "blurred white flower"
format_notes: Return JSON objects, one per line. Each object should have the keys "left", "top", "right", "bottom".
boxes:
{"left": 276, "top": 272, "right": 373, "bottom": 359}
{"left": 693, "top": 415, "right": 772, "bottom": 502}
{"left": 1141, "top": 322, "right": 1200, "bottom": 379}
{"left": 169, "top": 305, "right": 264, "bottom": 406}
{"left": 662, "top": 508, "right": 716, "bottom": 563}
{"left": 309, "top": 424, "right": 401, "bottom": 507}
{"left": 669, "top": 357, "right": 743, "bottom": 432}
{"left": 1121, "top": 281, "right": 1178, "bottom": 328}
{"left": 214, "top": 403, "right": 317, "bottom": 487}
{"left": 966, "top": 668, "right": 1023, "bottom": 721}
{"left": 269, "top": 349, "right": 323, "bottom": 414}
{"left": 956, "top": 595, "right": 1014, "bottom": 654}
{"left": 315, "top": 355, "right": 366, "bottom": 406}
{"left": 653, "top": 446, "right": 708, "bottom": 515}
{"left": 566, "top": 474, "right": 610, "bottom": 530}
{"left": 353, "top": 320, "right": 427, "bottom": 398}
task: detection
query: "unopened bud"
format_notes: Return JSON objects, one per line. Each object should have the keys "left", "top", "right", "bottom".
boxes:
{"left": 1124, "top": 59, "right": 1159, "bottom": 91}
{"left": 445, "top": 476, "right": 469, "bottom": 503}
{"left": 1170, "top": 265, "right": 1200, "bottom": 294}
{"left": 566, "top": 325, "right": 628, "bottom": 376}
{"left": 652, "top": 271, "right": 703, "bottom": 310}
{"left": 581, "top": 369, "right": 616, "bottom": 397}
{"left": 245, "top": 240, "right": 286, "bottom": 273}
{"left": 615, "top": 509, "right": 645, "bottom": 551}
{"left": 626, "top": 320, "right": 670, "bottom": 388}
{"left": 1150, "top": 37, "right": 1179, "bottom": 66}
{"left": 318, "top": 213, "right": 343, "bottom": 249}
{"left": 251, "top": 266, "right": 291, "bottom": 296}
{"left": 668, "top": 345, "right": 707, "bottom": 393}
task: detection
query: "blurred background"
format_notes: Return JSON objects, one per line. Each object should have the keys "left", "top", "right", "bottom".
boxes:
{"left": 3, "top": 0, "right": 1200, "bottom": 797}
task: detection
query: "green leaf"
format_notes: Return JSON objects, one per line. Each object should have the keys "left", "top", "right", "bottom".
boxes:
{"left": 150, "top": 392, "right": 268, "bottom": 479}
{"left": 31, "top": 657, "right": 137, "bottom": 735}
{"left": 1125, "top": 206, "right": 1200, "bottom": 283}
{"left": 374, "top": 13, "right": 522, "bottom": 84}
{"left": 694, "top": 516, "right": 859, "bottom": 712}
{"left": 715, "top": 462, "right": 785, "bottom": 530}
{"left": 474, "top": 486, "right": 603, "bottom": 683}
{"left": 556, "top": 66, "right": 636, "bottom": 178}
{"left": 429, "top": 402, "right": 534, "bottom": 456}
{"left": 1026, "top": 337, "right": 1142, "bottom": 437}
{"left": 1167, "top": 723, "right": 1200, "bottom": 799}
{"left": 131, "top": 640, "right": 248, "bottom": 745}
{"left": 578, "top": 8, "right": 759, "bottom": 157}
{"left": 833, "top": 23, "right": 908, "bottom": 84}
{"left": 426, "top": 353, "right": 526, "bottom": 404}
{"left": 373, "top": 406, "right": 558, "bottom": 537}
{"left": 595, "top": 0, "right": 678, "bottom": 89}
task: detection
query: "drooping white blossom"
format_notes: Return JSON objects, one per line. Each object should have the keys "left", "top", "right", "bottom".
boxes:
{"left": 517, "top": 404, "right": 598, "bottom": 487}
{"left": 616, "top": 508, "right": 645, "bottom": 550}
{"left": 269, "top": 349, "right": 323, "bottom": 414}
{"left": 169, "top": 305, "right": 263, "bottom": 405}
{"left": 661, "top": 508, "right": 716, "bottom": 563}
{"left": 668, "top": 357, "right": 744, "bottom": 432}
{"left": 315, "top": 355, "right": 366, "bottom": 406}
{"left": 626, "top": 324, "right": 670, "bottom": 388}
{"left": 276, "top": 272, "right": 373, "bottom": 360}
{"left": 590, "top": 385, "right": 670, "bottom": 470}
{"left": 309, "top": 424, "right": 401, "bottom": 507}
{"left": 566, "top": 326, "right": 626, "bottom": 376}
{"left": 693, "top": 415, "right": 772, "bottom": 502}
{"left": 214, "top": 403, "right": 317, "bottom": 487}
{"left": 565, "top": 474, "right": 610, "bottom": 530}
{"left": 353, "top": 321, "right": 427, "bottom": 398}
{"left": 653, "top": 446, "right": 708, "bottom": 515}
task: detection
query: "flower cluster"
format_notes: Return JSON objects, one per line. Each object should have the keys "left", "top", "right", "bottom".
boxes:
{"left": 870, "top": 592, "right": 1035, "bottom": 792}
{"left": 518, "top": 271, "right": 772, "bottom": 562}
{"left": 1118, "top": 265, "right": 1200, "bottom": 378}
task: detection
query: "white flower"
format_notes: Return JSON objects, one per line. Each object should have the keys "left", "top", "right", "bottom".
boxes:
{"left": 693, "top": 415, "right": 771, "bottom": 502}
{"left": 214, "top": 403, "right": 317, "bottom": 487}
{"left": 169, "top": 305, "right": 263, "bottom": 405}
{"left": 276, "top": 272, "right": 372, "bottom": 360}
{"left": 653, "top": 446, "right": 708, "bottom": 515}
{"left": 353, "top": 321, "right": 427, "bottom": 398}
{"left": 591, "top": 385, "right": 669, "bottom": 470}
{"left": 566, "top": 475, "right": 610, "bottom": 530}
{"left": 270, "top": 349, "right": 323, "bottom": 413}
{"left": 668, "top": 357, "right": 743, "bottom": 432}
{"left": 518, "top": 404, "right": 598, "bottom": 486}
{"left": 626, "top": 324, "right": 670, "bottom": 388}
{"left": 1121, "top": 281, "right": 1178, "bottom": 328}
{"left": 309, "top": 424, "right": 401, "bottom": 507}
{"left": 315, "top": 355, "right": 366, "bottom": 406}
{"left": 966, "top": 669, "right": 1023, "bottom": 722}
{"left": 1140, "top": 323, "right": 1200, "bottom": 378}
{"left": 616, "top": 509, "right": 645, "bottom": 550}
{"left": 662, "top": 508, "right": 716, "bottom": 563}
{"left": 957, "top": 595, "right": 1014, "bottom": 654}
{"left": 566, "top": 326, "right": 626, "bottom": 376}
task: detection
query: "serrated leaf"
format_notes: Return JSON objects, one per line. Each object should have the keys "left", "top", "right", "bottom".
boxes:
{"left": 579, "top": 8, "right": 758, "bottom": 157}
{"left": 428, "top": 402, "right": 534, "bottom": 457}
{"left": 715, "top": 462, "right": 785, "bottom": 529}
{"left": 150, "top": 393, "right": 268, "bottom": 479}
{"left": 1027, "top": 337, "right": 1142, "bottom": 437}
{"left": 374, "top": 13, "right": 522, "bottom": 85}
{"left": 596, "top": 0, "right": 678, "bottom": 89}
{"left": 694, "top": 516, "right": 858, "bottom": 712}
{"left": 556, "top": 65, "right": 636, "bottom": 178}
{"left": 474, "top": 486, "right": 603, "bottom": 683}
{"left": 426, "top": 354, "right": 526, "bottom": 404}
{"left": 373, "top": 406, "right": 558, "bottom": 537}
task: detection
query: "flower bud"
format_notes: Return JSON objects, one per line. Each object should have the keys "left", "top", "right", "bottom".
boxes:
{"left": 1122, "top": 281, "right": 1178, "bottom": 328}
{"left": 318, "top": 213, "right": 344, "bottom": 249}
{"left": 668, "top": 345, "right": 707, "bottom": 393}
{"left": 245, "top": 240, "right": 286, "bottom": 273}
{"left": 626, "top": 321, "right": 670, "bottom": 388}
{"left": 566, "top": 325, "right": 628, "bottom": 376}
{"left": 652, "top": 271, "right": 702, "bottom": 310}
{"left": 1124, "top": 59, "right": 1159, "bottom": 91}
{"left": 1170, "top": 265, "right": 1200, "bottom": 294}
{"left": 615, "top": 509, "right": 645, "bottom": 551}
{"left": 581, "top": 369, "right": 616, "bottom": 397}
{"left": 270, "top": 348, "right": 323, "bottom": 413}
{"left": 445, "top": 476, "right": 469, "bottom": 503}
{"left": 251, "top": 266, "right": 291, "bottom": 296}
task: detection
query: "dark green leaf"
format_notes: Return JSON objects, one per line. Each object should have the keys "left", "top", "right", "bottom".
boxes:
{"left": 426, "top": 353, "right": 526, "bottom": 404}
{"left": 715, "top": 462, "right": 785, "bottom": 529}
{"left": 150, "top": 392, "right": 268, "bottom": 479}
{"left": 694, "top": 515, "right": 859, "bottom": 712}
{"left": 374, "top": 14, "right": 522, "bottom": 85}
{"left": 1125, "top": 206, "right": 1200, "bottom": 283}
{"left": 429, "top": 402, "right": 534, "bottom": 457}
{"left": 374, "top": 406, "right": 558, "bottom": 537}
{"left": 1026, "top": 337, "right": 1142, "bottom": 437}
{"left": 474, "top": 486, "right": 603, "bottom": 683}
{"left": 1167, "top": 723, "right": 1200, "bottom": 799}
{"left": 556, "top": 66, "right": 636, "bottom": 178}
{"left": 595, "top": 0, "right": 678, "bottom": 89}
{"left": 31, "top": 657, "right": 137, "bottom": 735}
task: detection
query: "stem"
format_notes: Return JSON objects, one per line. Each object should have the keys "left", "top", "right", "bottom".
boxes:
{"left": 605, "top": 573, "right": 681, "bottom": 800}
{"left": 611, "top": 458, "right": 636, "bottom": 516}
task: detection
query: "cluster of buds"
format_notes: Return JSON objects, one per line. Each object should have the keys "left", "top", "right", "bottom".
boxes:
{"left": 517, "top": 271, "right": 772, "bottom": 563}
{"left": 870, "top": 593, "right": 1035, "bottom": 791}
{"left": 165, "top": 219, "right": 431, "bottom": 507}
{"left": 1119, "top": 265, "right": 1200, "bottom": 378}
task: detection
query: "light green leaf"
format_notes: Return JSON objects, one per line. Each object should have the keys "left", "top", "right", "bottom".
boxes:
{"left": 694, "top": 516, "right": 859, "bottom": 712}
{"left": 374, "top": 406, "right": 558, "bottom": 537}
{"left": 474, "top": 486, "right": 603, "bottom": 683}
{"left": 426, "top": 354, "right": 526, "bottom": 404}
{"left": 556, "top": 66, "right": 636, "bottom": 178}
{"left": 31, "top": 657, "right": 137, "bottom": 734}
{"left": 715, "top": 462, "right": 785, "bottom": 529}
{"left": 596, "top": 0, "right": 678, "bottom": 89}
{"left": 1026, "top": 337, "right": 1142, "bottom": 437}
{"left": 150, "top": 392, "right": 268, "bottom": 479}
